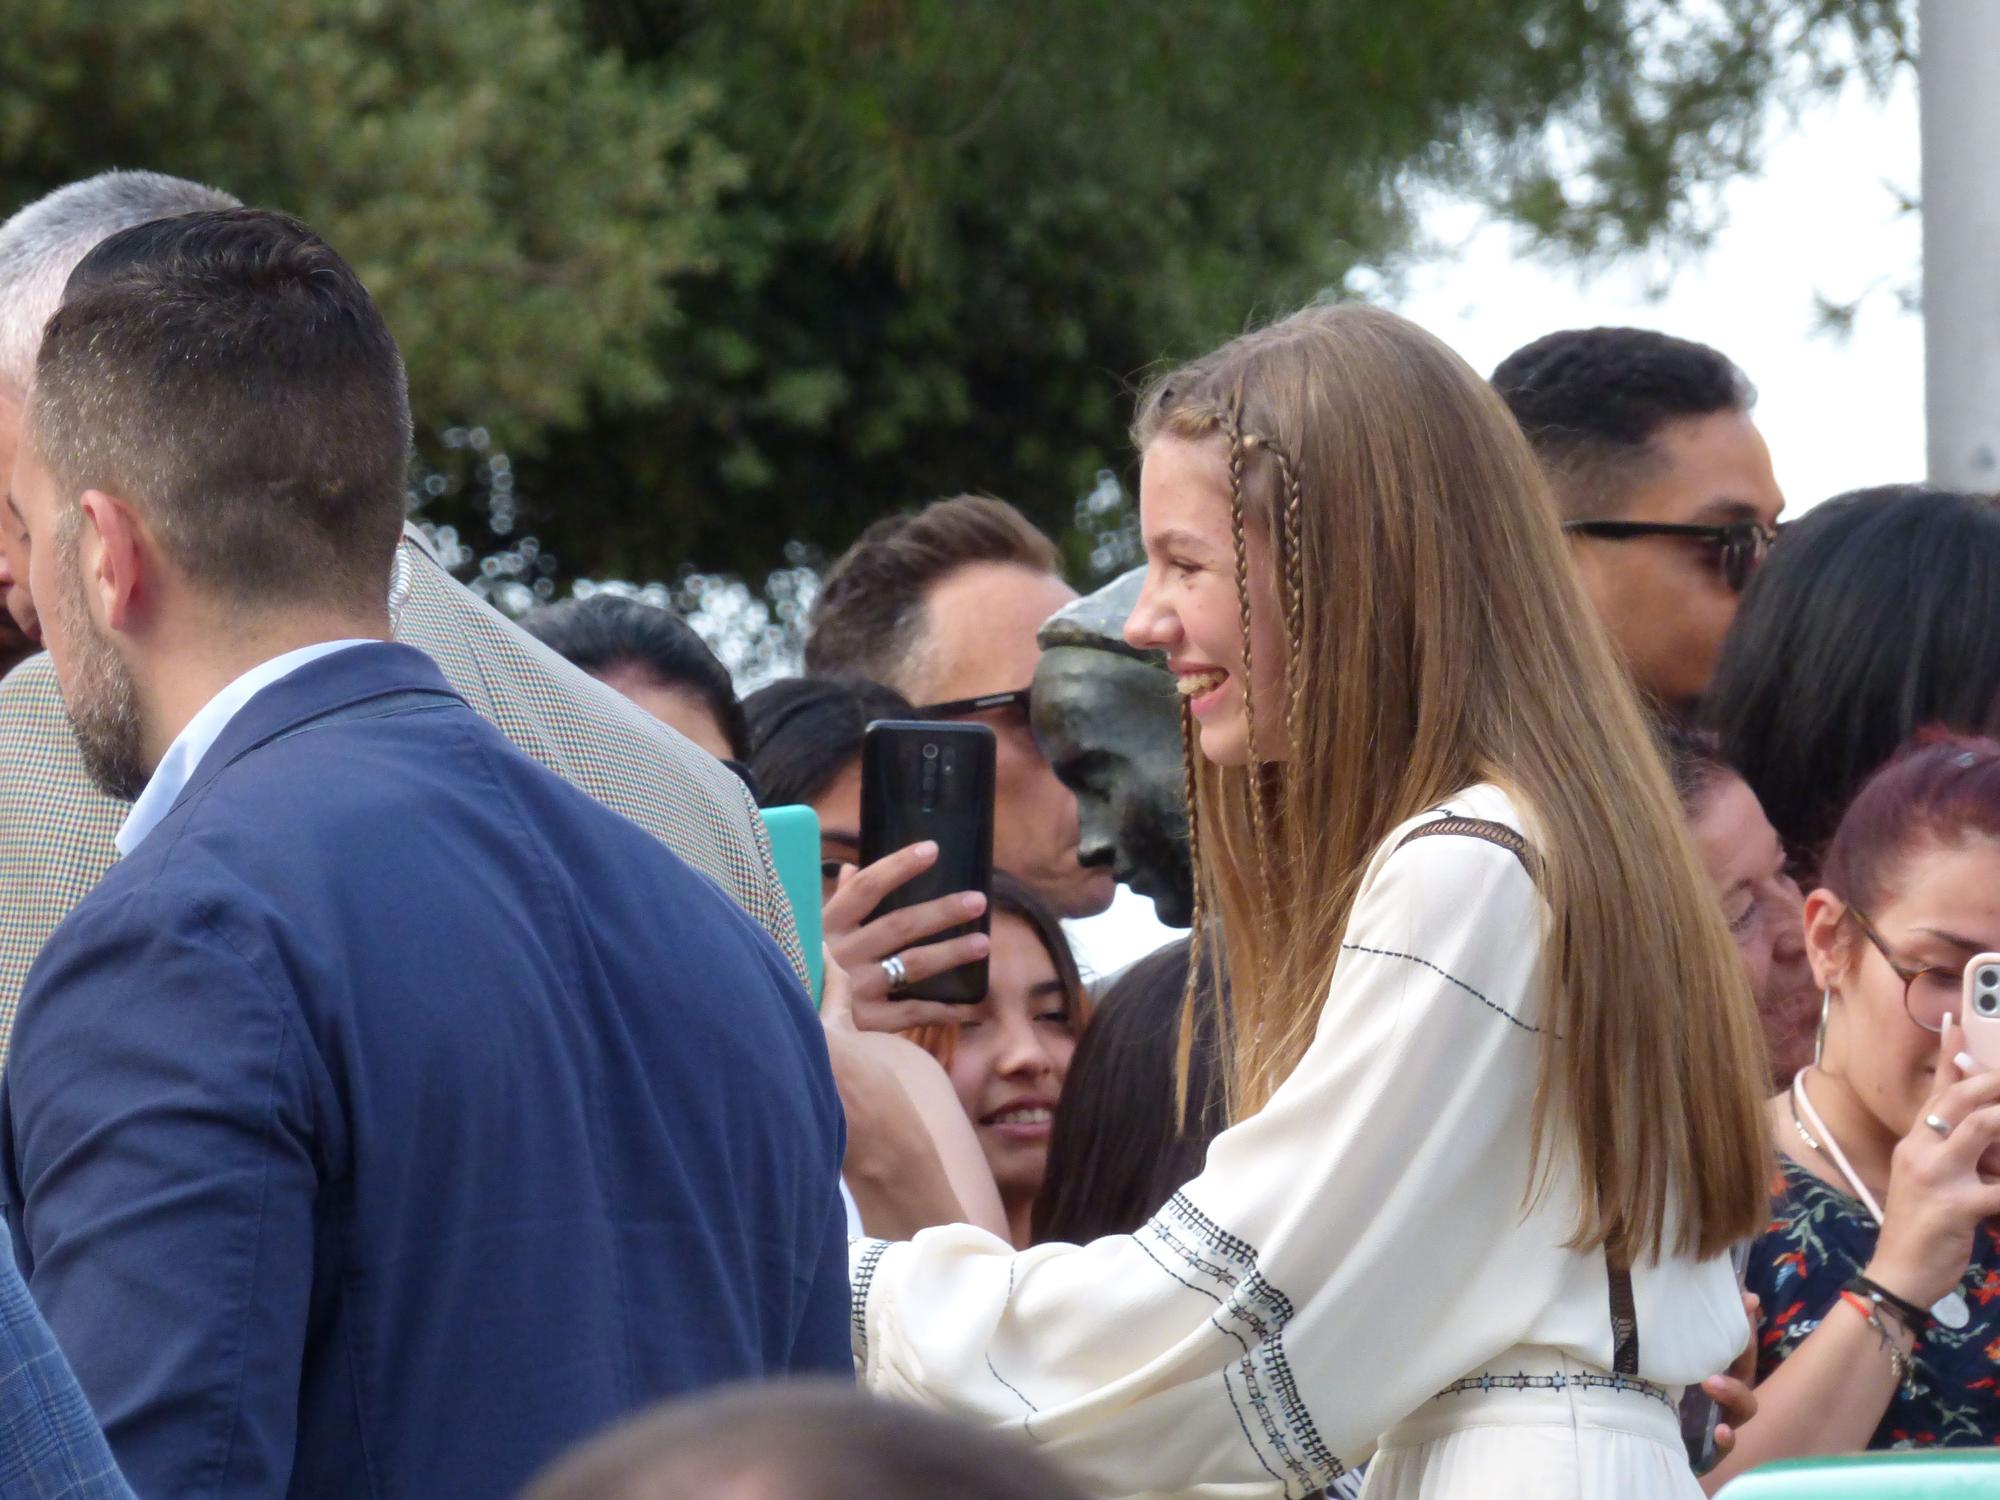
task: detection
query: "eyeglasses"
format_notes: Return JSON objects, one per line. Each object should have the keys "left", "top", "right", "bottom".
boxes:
{"left": 1561, "top": 519, "right": 1778, "bottom": 593}
{"left": 913, "top": 686, "right": 1033, "bottom": 721}
{"left": 1847, "top": 906, "right": 1963, "bottom": 1034}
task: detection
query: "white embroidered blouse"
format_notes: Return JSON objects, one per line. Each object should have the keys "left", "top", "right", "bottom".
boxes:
{"left": 848, "top": 785, "right": 1748, "bottom": 1498}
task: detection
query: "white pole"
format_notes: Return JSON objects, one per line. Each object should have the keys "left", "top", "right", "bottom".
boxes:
{"left": 1920, "top": 0, "right": 2000, "bottom": 490}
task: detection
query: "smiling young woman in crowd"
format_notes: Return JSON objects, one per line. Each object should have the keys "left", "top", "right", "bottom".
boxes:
{"left": 1713, "top": 734, "right": 2000, "bottom": 1483}
{"left": 903, "top": 873, "right": 1090, "bottom": 1248}
{"left": 842, "top": 303, "right": 1769, "bottom": 1500}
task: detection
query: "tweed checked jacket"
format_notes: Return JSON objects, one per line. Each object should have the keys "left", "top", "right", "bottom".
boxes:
{"left": 0, "top": 528, "right": 803, "bottom": 1056}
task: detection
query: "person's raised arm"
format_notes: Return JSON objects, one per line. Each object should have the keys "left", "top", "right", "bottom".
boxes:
{"left": 2, "top": 890, "right": 321, "bottom": 1500}
{"left": 820, "top": 954, "right": 1006, "bottom": 1239}
{"left": 1705, "top": 1036, "right": 2000, "bottom": 1489}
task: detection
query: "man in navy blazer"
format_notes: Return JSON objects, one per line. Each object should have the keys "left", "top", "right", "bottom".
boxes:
{"left": 0, "top": 209, "right": 850, "bottom": 1498}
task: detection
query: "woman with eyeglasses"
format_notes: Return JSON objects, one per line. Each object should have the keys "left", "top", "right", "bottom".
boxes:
{"left": 1711, "top": 734, "right": 2000, "bottom": 1486}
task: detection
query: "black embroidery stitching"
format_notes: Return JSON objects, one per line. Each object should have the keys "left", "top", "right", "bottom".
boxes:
{"left": 1338, "top": 943, "right": 1540, "bottom": 1034}
{"left": 1431, "top": 1369, "right": 1675, "bottom": 1413}
{"left": 984, "top": 1260, "right": 1041, "bottom": 1435}
{"left": 851, "top": 1239, "right": 889, "bottom": 1364}
{"left": 1130, "top": 1230, "right": 1288, "bottom": 1493}
{"left": 1137, "top": 1193, "right": 1342, "bottom": 1495}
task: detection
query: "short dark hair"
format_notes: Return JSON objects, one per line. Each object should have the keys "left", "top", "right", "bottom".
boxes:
{"left": 804, "top": 496, "right": 1062, "bottom": 691}
{"left": 29, "top": 208, "right": 410, "bottom": 608}
{"left": 742, "top": 675, "right": 914, "bottom": 808}
{"left": 522, "top": 1380, "right": 1093, "bottom": 1500}
{"left": 1491, "top": 327, "right": 1753, "bottom": 519}
{"left": 1032, "top": 936, "right": 1225, "bottom": 1245}
{"left": 521, "top": 594, "right": 748, "bottom": 761}
{"left": 1704, "top": 485, "right": 2000, "bottom": 874}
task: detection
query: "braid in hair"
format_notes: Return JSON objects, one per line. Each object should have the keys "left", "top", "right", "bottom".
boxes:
{"left": 1225, "top": 409, "right": 1278, "bottom": 953}
{"left": 1175, "top": 699, "right": 1211, "bottom": 1125}
{"left": 1269, "top": 439, "right": 1306, "bottom": 760}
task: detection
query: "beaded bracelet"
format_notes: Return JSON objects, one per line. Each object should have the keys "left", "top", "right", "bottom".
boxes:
{"left": 1840, "top": 1290, "right": 1915, "bottom": 1395}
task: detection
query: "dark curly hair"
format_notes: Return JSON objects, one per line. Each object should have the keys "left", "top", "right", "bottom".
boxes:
{"left": 1491, "top": 327, "right": 1754, "bottom": 518}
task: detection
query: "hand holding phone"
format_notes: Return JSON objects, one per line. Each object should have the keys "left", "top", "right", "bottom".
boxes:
{"left": 824, "top": 846, "right": 990, "bottom": 1006}
{"left": 858, "top": 721, "right": 995, "bottom": 1004}
{"left": 1960, "top": 955, "right": 2000, "bottom": 1070}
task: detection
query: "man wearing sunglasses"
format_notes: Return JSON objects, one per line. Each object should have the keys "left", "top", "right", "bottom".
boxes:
{"left": 805, "top": 496, "right": 1117, "bottom": 923}
{"left": 1493, "top": 326, "right": 1786, "bottom": 723}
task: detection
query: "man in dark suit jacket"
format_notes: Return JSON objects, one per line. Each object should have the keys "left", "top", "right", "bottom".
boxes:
{"left": 0, "top": 208, "right": 849, "bottom": 1499}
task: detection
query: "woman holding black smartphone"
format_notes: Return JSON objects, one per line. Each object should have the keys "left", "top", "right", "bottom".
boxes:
{"left": 839, "top": 304, "right": 1770, "bottom": 1500}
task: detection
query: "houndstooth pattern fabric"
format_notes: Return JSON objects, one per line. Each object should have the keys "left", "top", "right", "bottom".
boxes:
{"left": 0, "top": 532, "right": 803, "bottom": 1060}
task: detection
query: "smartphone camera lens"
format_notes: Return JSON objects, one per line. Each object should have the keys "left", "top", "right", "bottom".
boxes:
{"left": 923, "top": 744, "right": 940, "bottom": 761}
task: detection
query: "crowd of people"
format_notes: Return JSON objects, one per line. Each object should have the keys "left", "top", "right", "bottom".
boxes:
{"left": 0, "top": 168, "right": 1994, "bottom": 1500}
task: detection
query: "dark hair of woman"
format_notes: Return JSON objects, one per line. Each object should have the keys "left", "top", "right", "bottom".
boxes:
{"left": 520, "top": 594, "right": 749, "bottom": 761}
{"left": 1030, "top": 937, "right": 1226, "bottom": 1244}
{"left": 1705, "top": 485, "right": 2000, "bottom": 877}
{"left": 740, "top": 676, "right": 914, "bottom": 809}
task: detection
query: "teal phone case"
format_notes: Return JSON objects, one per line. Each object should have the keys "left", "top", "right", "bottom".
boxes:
{"left": 760, "top": 805, "right": 824, "bottom": 1004}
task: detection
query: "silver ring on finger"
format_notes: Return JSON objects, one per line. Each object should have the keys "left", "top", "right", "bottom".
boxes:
{"left": 1925, "top": 1111, "right": 1953, "bottom": 1138}
{"left": 880, "top": 954, "right": 910, "bottom": 994}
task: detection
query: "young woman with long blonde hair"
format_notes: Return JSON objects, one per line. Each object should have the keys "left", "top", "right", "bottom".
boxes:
{"left": 844, "top": 304, "right": 1771, "bottom": 1499}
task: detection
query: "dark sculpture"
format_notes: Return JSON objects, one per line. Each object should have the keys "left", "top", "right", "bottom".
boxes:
{"left": 1033, "top": 567, "right": 1193, "bottom": 927}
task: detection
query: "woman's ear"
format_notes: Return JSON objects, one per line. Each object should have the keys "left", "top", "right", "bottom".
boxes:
{"left": 1800, "top": 887, "right": 1849, "bottom": 993}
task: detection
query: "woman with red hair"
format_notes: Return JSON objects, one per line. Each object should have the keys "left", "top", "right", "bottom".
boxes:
{"left": 1715, "top": 733, "right": 2000, "bottom": 1484}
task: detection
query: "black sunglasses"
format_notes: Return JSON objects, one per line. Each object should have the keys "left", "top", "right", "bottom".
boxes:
{"left": 1561, "top": 519, "right": 1778, "bottom": 593}
{"left": 912, "top": 686, "right": 1033, "bottom": 721}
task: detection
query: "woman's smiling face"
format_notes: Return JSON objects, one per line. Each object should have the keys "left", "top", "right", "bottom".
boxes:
{"left": 943, "top": 910, "right": 1079, "bottom": 1208}
{"left": 1124, "top": 432, "right": 1287, "bottom": 766}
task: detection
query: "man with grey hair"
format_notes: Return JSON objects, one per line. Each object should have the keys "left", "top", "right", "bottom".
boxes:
{"left": 0, "top": 172, "right": 238, "bottom": 641}
{"left": 0, "top": 173, "right": 804, "bottom": 1051}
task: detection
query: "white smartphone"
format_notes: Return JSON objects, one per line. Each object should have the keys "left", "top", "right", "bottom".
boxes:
{"left": 1960, "top": 954, "right": 2000, "bottom": 1069}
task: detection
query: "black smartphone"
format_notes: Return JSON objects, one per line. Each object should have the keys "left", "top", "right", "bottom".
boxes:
{"left": 858, "top": 720, "right": 995, "bottom": 1004}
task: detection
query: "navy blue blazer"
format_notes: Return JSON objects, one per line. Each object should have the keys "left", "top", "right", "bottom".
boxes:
{"left": 1, "top": 644, "right": 849, "bottom": 1500}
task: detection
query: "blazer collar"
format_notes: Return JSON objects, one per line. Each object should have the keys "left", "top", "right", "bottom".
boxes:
{"left": 166, "top": 642, "right": 461, "bottom": 824}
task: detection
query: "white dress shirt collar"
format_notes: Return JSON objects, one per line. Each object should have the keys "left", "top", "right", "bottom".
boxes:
{"left": 115, "top": 639, "right": 379, "bottom": 857}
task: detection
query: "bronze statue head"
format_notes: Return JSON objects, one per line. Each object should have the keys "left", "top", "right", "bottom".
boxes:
{"left": 1033, "top": 568, "right": 1193, "bottom": 927}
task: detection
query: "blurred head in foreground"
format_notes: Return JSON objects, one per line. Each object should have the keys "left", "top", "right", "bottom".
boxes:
{"left": 520, "top": 1381, "right": 1092, "bottom": 1500}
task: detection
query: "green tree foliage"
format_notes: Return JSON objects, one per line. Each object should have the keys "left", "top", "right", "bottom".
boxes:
{"left": 0, "top": 0, "right": 737, "bottom": 429}
{"left": 0, "top": 0, "right": 1912, "bottom": 591}
{"left": 553, "top": 0, "right": 1910, "bottom": 581}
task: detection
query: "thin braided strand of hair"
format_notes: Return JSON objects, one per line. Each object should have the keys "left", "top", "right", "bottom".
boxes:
{"left": 1175, "top": 700, "right": 1210, "bottom": 1127}
{"left": 1227, "top": 413, "right": 1279, "bottom": 957}
{"left": 1270, "top": 440, "right": 1306, "bottom": 758}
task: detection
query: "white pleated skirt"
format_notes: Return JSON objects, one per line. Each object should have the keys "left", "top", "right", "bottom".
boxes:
{"left": 1360, "top": 1348, "right": 1700, "bottom": 1500}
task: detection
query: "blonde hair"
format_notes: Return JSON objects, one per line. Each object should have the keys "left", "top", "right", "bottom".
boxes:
{"left": 1134, "top": 303, "right": 1769, "bottom": 1263}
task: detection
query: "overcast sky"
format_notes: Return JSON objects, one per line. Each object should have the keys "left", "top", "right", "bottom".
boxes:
{"left": 1066, "top": 67, "right": 1927, "bottom": 977}
{"left": 1394, "top": 71, "right": 1925, "bottom": 519}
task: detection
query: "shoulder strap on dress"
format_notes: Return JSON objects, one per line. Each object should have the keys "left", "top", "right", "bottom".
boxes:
{"left": 1394, "top": 814, "right": 1538, "bottom": 879}
{"left": 1392, "top": 811, "right": 1639, "bottom": 1376}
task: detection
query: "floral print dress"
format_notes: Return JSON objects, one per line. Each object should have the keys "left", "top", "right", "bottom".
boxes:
{"left": 1745, "top": 1156, "right": 2000, "bottom": 1448}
